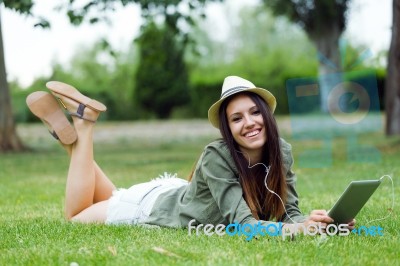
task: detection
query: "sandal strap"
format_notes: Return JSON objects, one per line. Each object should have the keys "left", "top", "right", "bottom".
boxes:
{"left": 77, "top": 103, "right": 86, "bottom": 118}
{"left": 68, "top": 103, "right": 96, "bottom": 122}
{"left": 49, "top": 130, "right": 59, "bottom": 140}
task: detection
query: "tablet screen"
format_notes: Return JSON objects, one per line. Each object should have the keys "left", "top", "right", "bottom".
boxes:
{"left": 328, "top": 180, "right": 381, "bottom": 224}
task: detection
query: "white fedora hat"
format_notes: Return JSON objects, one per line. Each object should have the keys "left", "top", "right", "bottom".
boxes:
{"left": 208, "top": 76, "right": 276, "bottom": 128}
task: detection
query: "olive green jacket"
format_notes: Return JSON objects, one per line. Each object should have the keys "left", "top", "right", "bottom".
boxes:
{"left": 145, "top": 139, "right": 306, "bottom": 227}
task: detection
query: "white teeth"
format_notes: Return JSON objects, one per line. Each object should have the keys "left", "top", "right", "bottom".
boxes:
{"left": 245, "top": 130, "right": 260, "bottom": 137}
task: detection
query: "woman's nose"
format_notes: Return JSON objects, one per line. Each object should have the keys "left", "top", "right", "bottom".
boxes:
{"left": 244, "top": 115, "right": 255, "bottom": 128}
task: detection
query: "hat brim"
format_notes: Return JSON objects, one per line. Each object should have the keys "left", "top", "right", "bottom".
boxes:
{"left": 208, "top": 87, "right": 276, "bottom": 129}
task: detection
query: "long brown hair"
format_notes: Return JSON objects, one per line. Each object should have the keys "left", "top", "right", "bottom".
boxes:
{"left": 218, "top": 92, "right": 287, "bottom": 221}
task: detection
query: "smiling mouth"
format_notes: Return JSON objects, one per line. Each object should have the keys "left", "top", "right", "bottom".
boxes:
{"left": 244, "top": 130, "right": 260, "bottom": 138}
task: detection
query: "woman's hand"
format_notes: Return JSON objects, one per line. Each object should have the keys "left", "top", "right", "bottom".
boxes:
{"left": 282, "top": 210, "right": 357, "bottom": 237}
{"left": 281, "top": 210, "right": 333, "bottom": 236}
{"left": 304, "top": 209, "right": 334, "bottom": 228}
{"left": 305, "top": 210, "right": 357, "bottom": 233}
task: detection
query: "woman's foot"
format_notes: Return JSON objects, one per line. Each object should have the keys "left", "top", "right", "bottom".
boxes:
{"left": 26, "top": 91, "right": 77, "bottom": 144}
{"left": 46, "top": 81, "right": 107, "bottom": 123}
{"left": 53, "top": 93, "right": 102, "bottom": 123}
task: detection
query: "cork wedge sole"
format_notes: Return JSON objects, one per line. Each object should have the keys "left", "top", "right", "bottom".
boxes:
{"left": 26, "top": 91, "right": 77, "bottom": 145}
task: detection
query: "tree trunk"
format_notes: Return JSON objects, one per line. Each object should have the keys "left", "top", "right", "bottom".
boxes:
{"left": 385, "top": 0, "right": 400, "bottom": 135}
{"left": 310, "top": 23, "right": 342, "bottom": 113}
{"left": 0, "top": 9, "right": 25, "bottom": 152}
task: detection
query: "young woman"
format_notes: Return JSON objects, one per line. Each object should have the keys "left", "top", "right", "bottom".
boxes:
{"left": 26, "top": 76, "right": 354, "bottom": 234}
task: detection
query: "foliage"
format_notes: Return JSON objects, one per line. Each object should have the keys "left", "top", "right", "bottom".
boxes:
{"left": 261, "top": 0, "right": 352, "bottom": 119}
{"left": 50, "top": 43, "right": 138, "bottom": 121}
{"left": 135, "top": 21, "right": 190, "bottom": 119}
{"left": 2, "top": 0, "right": 50, "bottom": 28}
{"left": 2, "top": 0, "right": 33, "bottom": 14}
{"left": 10, "top": 79, "right": 40, "bottom": 123}
{"left": 10, "top": 3, "right": 387, "bottom": 121}
{"left": 58, "top": 0, "right": 222, "bottom": 119}
{"left": 12, "top": 41, "right": 139, "bottom": 122}
{"left": 262, "top": 0, "right": 350, "bottom": 39}
{"left": 62, "top": 0, "right": 221, "bottom": 30}
{"left": 187, "top": 4, "right": 386, "bottom": 116}
{"left": 188, "top": 5, "right": 319, "bottom": 115}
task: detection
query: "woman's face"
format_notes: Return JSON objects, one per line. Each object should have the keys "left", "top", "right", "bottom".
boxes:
{"left": 226, "top": 94, "right": 266, "bottom": 158}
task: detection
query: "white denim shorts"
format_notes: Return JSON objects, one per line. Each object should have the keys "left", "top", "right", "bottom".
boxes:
{"left": 106, "top": 174, "right": 188, "bottom": 225}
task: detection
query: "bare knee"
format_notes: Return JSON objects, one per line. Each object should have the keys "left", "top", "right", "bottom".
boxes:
{"left": 65, "top": 211, "right": 82, "bottom": 222}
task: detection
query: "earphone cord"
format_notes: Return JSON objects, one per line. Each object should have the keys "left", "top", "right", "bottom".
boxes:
{"left": 262, "top": 164, "right": 297, "bottom": 224}
{"left": 239, "top": 151, "right": 297, "bottom": 224}
{"left": 365, "top": 174, "right": 394, "bottom": 225}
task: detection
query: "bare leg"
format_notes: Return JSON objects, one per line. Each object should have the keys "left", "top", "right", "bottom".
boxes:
{"left": 28, "top": 89, "right": 115, "bottom": 222}
{"left": 64, "top": 117, "right": 98, "bottom": 220}
{"left": 61, "top": 95, "right": 113, "bottom": 222}
{"left": 62, "top": 144, "right": 116, "bottom": 203}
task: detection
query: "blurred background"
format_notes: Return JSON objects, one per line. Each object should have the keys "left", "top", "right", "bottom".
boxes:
{"left": 0, "top": 0, "right": 398, "bottom": 152}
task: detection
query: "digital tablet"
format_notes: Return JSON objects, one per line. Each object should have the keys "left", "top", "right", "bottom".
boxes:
{"left": 328, "top": 180, "right": 381, "bottom": 224}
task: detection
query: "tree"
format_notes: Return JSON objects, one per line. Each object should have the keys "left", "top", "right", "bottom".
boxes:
{"left": 0, "top": 7, "right": 25, "bottom": 151}
{"left": 135, "top": 21, "right": 189, "bottom": 118}
{"left": 385, "top": 0, "right": 400, "bottom": 135}
{"left": 0, "top": 0, "right": 41, "bottom": 152}
{"left": 262, "top": 0, "right": 350, "bottom": 67}
{"left": 262, "top": 0, "right": 350, "bottom": 111}
{"left": 63, "top": 0, "right": 221, "bottom": 118}
{"left": 0, "top": 1, "right": 50, "bottom": 152}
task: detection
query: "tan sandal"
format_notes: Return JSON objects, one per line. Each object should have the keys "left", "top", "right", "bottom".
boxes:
{"left": 26, "top": 91, "right": 77, "bottom": 144}
{"left": 46, "top": 81, "right": 107, "bottom": 122}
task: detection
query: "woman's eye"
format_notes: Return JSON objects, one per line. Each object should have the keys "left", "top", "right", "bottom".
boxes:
{"left": 232, "top": 117, "right": 241, "bottom": 122}
{"left": 253, "top": 110, "right": 260, "bottom": 115}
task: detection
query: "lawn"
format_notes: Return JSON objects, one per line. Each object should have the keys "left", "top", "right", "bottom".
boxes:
{"left": 0, "top": 119, "right": 399, "bottom": 265}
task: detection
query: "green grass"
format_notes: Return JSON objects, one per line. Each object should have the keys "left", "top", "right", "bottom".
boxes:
{"left": 1, "top": 121, "right": 399, "bottom": 265}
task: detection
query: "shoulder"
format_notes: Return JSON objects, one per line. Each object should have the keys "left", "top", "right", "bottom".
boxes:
{"left": 280, "top": 138, "right": 294, "bottom": 170}
{"left": 203, "top": 139, "right": 230, "bottom": 156}
{"left": 200, "top": 139, "right": 237, "bottom": 172}
{"left": 280, "top": 138, "right": 292, "bottom": 154}
{"left": 205, "top": 139, "right": 228, "bottom": 149}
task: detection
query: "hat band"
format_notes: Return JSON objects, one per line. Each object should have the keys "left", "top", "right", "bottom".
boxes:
{"left": 220, "top": 86, "right": 249, "bottom": 99}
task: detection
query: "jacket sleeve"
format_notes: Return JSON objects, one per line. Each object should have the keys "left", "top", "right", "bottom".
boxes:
{"left": 200, "top": 144, "right": 279, "bottom": 226}
{"left": 280, "top": 140, "right": 307, "bottom": 223}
